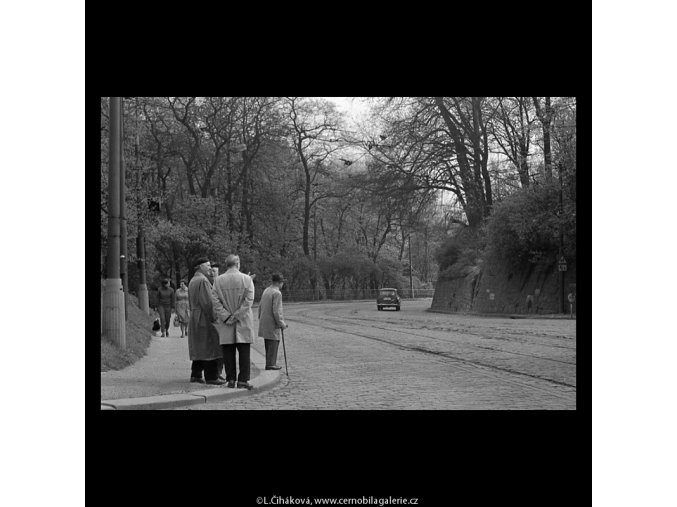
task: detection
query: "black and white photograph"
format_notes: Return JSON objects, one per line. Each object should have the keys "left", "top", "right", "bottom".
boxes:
{"left": 99, "top": 97, "right": 577, "bottom": 411}
{"left": 8, "top": 2, "right": 677, "bottom": 505}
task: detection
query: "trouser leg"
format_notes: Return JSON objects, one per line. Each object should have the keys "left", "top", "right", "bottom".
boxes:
{"left": 236, "top": 343, "right": 251, "bottom": 382}
{"left": 222, "top": 344, "right": 237, "bottom": 382}
{"left": 159, "top": 306, "right": 169, "bottom": 332}
{"left": 203, "top": 359, "right": 219, "bottom": 382}
{"left": 264, "top": 339, "right": 279, "bottom": 367}
{"left": 191, "top": 361, "right": 204, "bottom": 379}
{"left": 159, "top": 305, "right": 172, "bottom": 331}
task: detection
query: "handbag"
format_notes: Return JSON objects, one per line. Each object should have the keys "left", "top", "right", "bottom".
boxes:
{"left": 173, "top": 315, "right": 180, "bottom": 327}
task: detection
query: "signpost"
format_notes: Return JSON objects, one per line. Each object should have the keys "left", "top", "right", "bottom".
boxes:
{"left": 558, "top": 255, "right": 567, "bottom": 272}
{"left": 568, "top": 292, "right": 576, "bottom": 319}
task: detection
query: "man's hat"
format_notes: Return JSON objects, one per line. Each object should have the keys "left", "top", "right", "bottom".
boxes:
{"left": 272, "top": 273, "right": 286, "bottom": 283}
{"left": 193, "top": 256, "right": 210, "bottom": 268}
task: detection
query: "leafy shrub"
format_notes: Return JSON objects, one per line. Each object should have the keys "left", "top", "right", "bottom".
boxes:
{"left": 484, "top": 182, "right": 575, "bottom": 269}
{"left": 434, "top": 238, "right": 462, "bottom": 271}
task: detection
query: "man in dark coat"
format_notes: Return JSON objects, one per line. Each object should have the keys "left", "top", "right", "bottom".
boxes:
{"left": 187, "top": 256, "right": 225, "bottom": 385}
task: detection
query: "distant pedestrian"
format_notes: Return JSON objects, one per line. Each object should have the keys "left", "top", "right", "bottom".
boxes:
{"left": 257, "top": 273, "right": 288, "bottom": 370}
{"left": 157, "top": 278, "right": 175, "bottom": 337}
{"left": 175, "top": 280, "right": 190, "bottom": 337}
{"left": 211, "top": 254, "right": 256, "bottom": 389}
{"left": 187, "top": 257, "right": 225, "bottom": 385}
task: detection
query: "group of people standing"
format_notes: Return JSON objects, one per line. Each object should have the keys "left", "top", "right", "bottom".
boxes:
{"left": 174, "top": 254, "right": 288, "bottom": 389}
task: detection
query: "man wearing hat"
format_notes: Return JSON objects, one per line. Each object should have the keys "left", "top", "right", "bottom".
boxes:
{"left": 257, "top": 273, "right": 289, "bottom": 370}
{"left": 187, "top": 256, "right": 225, "bottom": 385}
{"left": 211, "top": 254, "right": 256, "bottom": 389}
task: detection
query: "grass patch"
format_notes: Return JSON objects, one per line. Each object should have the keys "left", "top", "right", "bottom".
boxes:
{"left": 101, "top": 294, "right": 156, "bottom": 372}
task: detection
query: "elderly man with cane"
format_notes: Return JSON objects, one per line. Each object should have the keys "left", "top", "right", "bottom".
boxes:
{"left": 257, "top": 273, "right": 289, "bottom": 372}
{"left": 211, "top": 254, "right": 256, "bottom": 389}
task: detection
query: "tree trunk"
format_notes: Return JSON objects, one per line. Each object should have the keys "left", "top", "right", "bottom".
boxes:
{"left": 533, "top": 97, "right": 553, "bottom": 182}
{"left": 300, "top": 146, "right": 311, "bottom": 256}
{"left": 226, "top": 151, "right": 234, "bottom": 235}
{"left": 518, "top": 139, "right": 530, "bottom": 187}
{"left": 239, "top": 152, "right": 249, "bottom": 247}
{"left": 543, "top": 97, "right": 553, "bottom": 182}
{"left": 434, "top": 97, "right": 484, "bottom": 229}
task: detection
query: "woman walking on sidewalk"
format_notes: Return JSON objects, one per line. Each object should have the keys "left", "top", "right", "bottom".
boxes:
{"left": 156, "top": 278, "right": 175, "bottom": 337}
{"left": 175, "top": 280, "right": 190, "bottom": 337}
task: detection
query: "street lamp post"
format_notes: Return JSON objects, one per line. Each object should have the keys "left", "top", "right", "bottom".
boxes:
{"left": 558, "top": 161, "right": 565, "bottom": 314}
{"left": 408, "top": 232, "right": 414, "bottom": 299}
{"left": 102, "top": 97, "right": 126, "bottom": 348}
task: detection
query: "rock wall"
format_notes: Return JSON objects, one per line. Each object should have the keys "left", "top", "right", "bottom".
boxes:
{"left": 431, "top": 260, "right": 577, "bottom": 314}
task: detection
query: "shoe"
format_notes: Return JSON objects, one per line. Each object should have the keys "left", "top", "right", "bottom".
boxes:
{"left": 265, "top": 365, "right": 282, "bottom": 370}
{"left": 236, "top": 381, "right": 253, "bottom": 390}
{"left": 206, "top": 379, "right": 226, "bottom": 386}
{"left": 227, "top": 380, "right": 236, "bottom": 388}
{"left": 190, "top": 377, "right": 205, "bottom": 384}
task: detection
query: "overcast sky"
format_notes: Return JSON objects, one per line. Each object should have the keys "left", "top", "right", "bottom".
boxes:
{"left": 323, "top": 97, "right": 369, "bottom": 123}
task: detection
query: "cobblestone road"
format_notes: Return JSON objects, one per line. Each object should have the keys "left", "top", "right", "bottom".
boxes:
{"left": 171, "top": 300, "right": 576, "bottom": 410}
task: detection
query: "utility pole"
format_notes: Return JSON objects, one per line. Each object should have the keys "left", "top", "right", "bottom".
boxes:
{"left": 559, "top": 161, "right": 565, "bottom": 314}
{"left": 120, "top": 98, "right": 128, "bottom": 319}
{"left": 102, "top": 97, "right": 126, "bottom": 348}
{"left": 408, "top": 232, "right": 414, "bottom": 299}
{"left": 135, "top": 97, "right": 149, "bottom": 314}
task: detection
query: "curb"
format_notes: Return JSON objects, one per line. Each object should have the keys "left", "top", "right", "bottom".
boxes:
{"left": 101, "top": 347, "right": 283, "bottom": 410}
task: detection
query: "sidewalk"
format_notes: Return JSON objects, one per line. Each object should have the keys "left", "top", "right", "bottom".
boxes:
{"left": 101, "top": 317, "right": 283, "bottom": 410}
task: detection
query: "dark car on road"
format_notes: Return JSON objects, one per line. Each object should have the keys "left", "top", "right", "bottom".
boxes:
{"left": 377, "top": 288, "right": 401, "bottom": 311}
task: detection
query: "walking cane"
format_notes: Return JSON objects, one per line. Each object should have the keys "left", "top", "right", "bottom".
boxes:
{"left": 281, "top": 328, "right": 289, "bottom": 377}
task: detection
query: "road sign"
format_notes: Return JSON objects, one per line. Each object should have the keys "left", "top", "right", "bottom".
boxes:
{"left": 558, "top": 256, "right": 567, "bottom": 271}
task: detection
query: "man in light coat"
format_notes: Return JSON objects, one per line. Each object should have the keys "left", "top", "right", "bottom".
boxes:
{"left": 211, "top": 254, "right": 256, "bottom": 389}
{"left": 257, "top": 273, "right": 288, "bottom": 370}
{"left": 187, "top": 256, "right": 225, "bottom": 385}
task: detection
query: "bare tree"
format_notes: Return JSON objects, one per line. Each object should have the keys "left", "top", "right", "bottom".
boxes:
{"left": 532, "top": 96, "right": 554, "bottom": 182}
{"left": 491, "top": 97, "right": 536, "bottom": 188}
